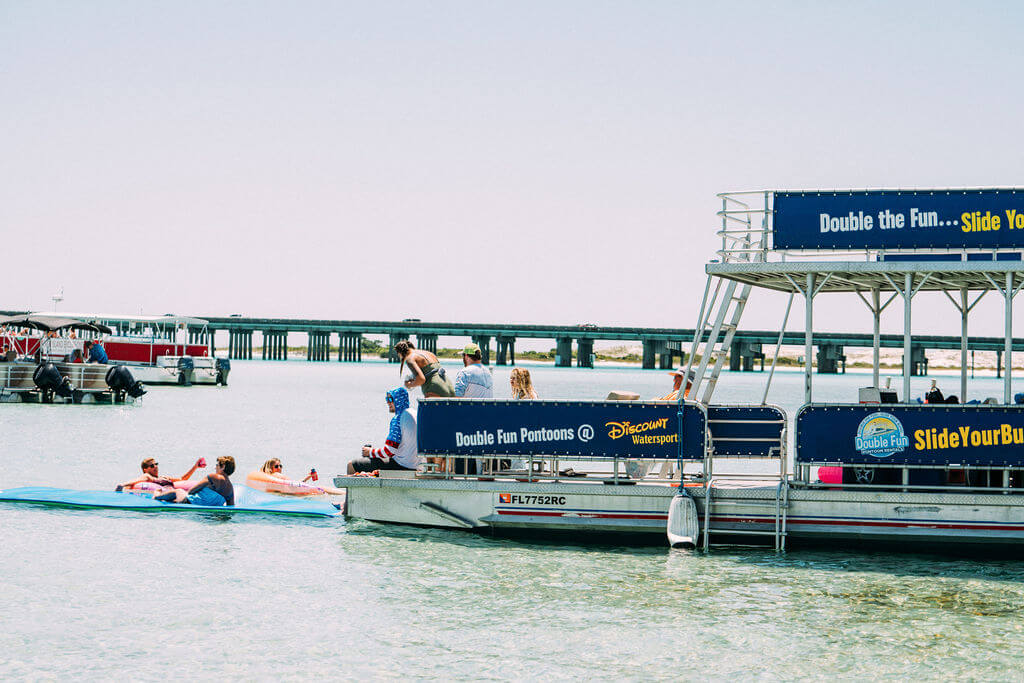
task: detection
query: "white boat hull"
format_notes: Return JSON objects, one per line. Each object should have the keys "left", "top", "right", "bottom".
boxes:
{"left": 335, "top": 475, "right": 1024, "bottom": 551}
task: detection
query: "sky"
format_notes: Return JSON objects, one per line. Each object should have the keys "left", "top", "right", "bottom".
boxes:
{"left": 3, "top": 1, "right": 1024, "bottom": 339}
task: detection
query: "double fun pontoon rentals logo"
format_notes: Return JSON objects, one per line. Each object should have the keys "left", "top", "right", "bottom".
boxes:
{"left": 854, "top": 412, "right": 909, "bottom": 458}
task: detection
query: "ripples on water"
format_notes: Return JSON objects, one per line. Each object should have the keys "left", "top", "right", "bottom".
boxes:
{"left": 2, "top": 361, "right": 1023, "bottom": 679}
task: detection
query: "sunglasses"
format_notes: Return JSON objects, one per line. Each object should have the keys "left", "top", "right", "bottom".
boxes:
{"left": 273, "top": 464, "right": 282, "bottom": 470}
{"left": 147, "top": 463, "right": 159, "bottom": 468}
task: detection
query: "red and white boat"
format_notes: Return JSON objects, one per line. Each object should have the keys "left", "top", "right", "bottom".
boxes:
{"left": 7, "top": 313, "right": 229, "bottom": 386}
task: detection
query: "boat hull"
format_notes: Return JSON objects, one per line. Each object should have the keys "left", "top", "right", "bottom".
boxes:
{"left": 336, "top": 475, "right": 1024, "bottom": 552}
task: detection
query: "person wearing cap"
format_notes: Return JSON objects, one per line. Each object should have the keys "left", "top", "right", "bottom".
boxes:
{"left": 657, "top": 368, "right": 693, "bottom": 401}
{"left": 453, "top": 342, "right": 493, "bottom": 399}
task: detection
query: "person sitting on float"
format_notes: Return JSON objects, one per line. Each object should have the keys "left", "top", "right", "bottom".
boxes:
{"left": 657, "top": 368, "right": 693, "bottom": 401}
{"left": 347, "top": 387, "right": 420, "bottom": 474}
{"left": 155, "top": 456, "right": 235, "bottom": 506}
{"left": 115, "top": 457, "right": 205, "bottom": 493}
{"left": 260, "top": 458, "right": 315, "bottom": 482}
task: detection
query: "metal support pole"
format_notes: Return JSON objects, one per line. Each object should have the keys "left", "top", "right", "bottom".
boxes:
{"left": 960, "top": 287, "right": 969, "bottom": 402}
{"left": 1006, "top": 272, "right": 1013, "bottom": 404}
{"left": 804, "top": 273, "right": 814, "bottom": 404}
{"left": 903, "top": 273, "right": 912, "bottom": 404}
{"left": 872, "top": 287, "right": 881, "bottom": 389}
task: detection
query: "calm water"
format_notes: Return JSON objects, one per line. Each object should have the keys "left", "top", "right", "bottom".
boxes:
{"left": 2, "top": 361, "right": 1024, "bottom": 680}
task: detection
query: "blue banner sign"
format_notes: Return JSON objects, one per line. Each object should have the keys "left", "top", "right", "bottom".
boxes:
{"left": 773, "top": 189, "right": 1024, "bottom": 250}
{"left": 417, "top": 399, "right": 707, "bottom": 460}
{"left": 796, "top": 405, "right": 1024, "bottom": 466}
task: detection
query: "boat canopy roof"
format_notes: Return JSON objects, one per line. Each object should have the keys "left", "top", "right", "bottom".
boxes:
{"left": 0, "top": 314, "right": 113, "bottom": 334}
{"left": 707, "top": 260, "right": 1024, "bottom": 295}
{"left": 33, "top": 312, "right": 209, "bottom": 327}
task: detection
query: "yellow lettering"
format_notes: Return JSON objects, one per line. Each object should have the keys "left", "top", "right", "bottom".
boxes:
{"left": 961, "top": 212, "right": 972, "bottom": 232}
{"left": 1002, "top": 423, "right": 1013, "bottom": 444}
{"left": 950, "top": 432, "right": 959, "bottom": 448}
{"left": 914, "top": 430, "right": 926, "bottom": 450}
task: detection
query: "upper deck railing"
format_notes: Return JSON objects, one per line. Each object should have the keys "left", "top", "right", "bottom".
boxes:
{"left": 716, "top": 188, "right": 1024, "bottom": 264}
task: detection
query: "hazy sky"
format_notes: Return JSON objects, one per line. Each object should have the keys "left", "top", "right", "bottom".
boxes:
{"left": 3, "top": 1, "right": 1023, "bottom": 338}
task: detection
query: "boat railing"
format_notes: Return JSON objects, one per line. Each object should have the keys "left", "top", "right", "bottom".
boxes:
{"left": 412, "top": 399, "right": 789, "bottom": 487}
{"left": 792, "top": 402, "right": 1024, "bottom": 494}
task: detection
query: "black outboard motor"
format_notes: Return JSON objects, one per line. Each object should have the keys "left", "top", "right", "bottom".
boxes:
{"left": 215, "top": 357, "right": 230, "bottom": 386}
{"left": 105, "top": 365, "right": 147, "bottom": 402}
{"left": 33, "top": 363, "right": 73, "bottom": 402}
{"left": 177, "top": 356, "right": 194, "bottom": 386}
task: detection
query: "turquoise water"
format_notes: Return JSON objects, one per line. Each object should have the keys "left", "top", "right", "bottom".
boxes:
{"left": 2, "top": 361, "right": 1024, "bottom": 679}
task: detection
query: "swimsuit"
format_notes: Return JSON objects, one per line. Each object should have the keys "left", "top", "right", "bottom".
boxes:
{"left": 188, "top": 487, "right": 227, "bottom": 506}
{"left": 420, "top": 362, "right": 455, "bottom": 397}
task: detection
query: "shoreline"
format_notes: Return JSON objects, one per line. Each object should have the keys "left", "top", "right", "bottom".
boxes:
{"left": 213, "top": 347, "right": 1021, "bottom": 375}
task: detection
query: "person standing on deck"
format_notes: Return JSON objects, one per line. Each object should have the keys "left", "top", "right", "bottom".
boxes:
{"left": 395, "top": 340, "right": 454, "bottom": 397}
{"left": 454, "top": 343, "right": 493, "bottom": 398}
{"left": 453, "top": 343, "right": 493, "bottom": 474}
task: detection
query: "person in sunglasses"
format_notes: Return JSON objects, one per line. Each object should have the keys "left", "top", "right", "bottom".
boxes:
{"left": 258, "top": 458, "right": 316, "bottom": 483}
{"left": 347, "top": 387, "right": 420, "bottom": 474}
{"left": 116, "top": 457, "right": 204, "bottom": 492}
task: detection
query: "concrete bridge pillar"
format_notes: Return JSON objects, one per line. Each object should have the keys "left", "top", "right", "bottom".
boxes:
{"left": 815, "top": 343, "right": 845, "bottom": 374}
{"left": 903, "top": 345, "right": 928, "bottom": 376}
{"left": 307, "top": 332, "right": 330, "bottom": 361}
{"left": 472, "top": 336, "right": 491, "bottom": 365}
{"left": 658, "top": 341, "right": 682, "bottom": 370}
{"left": 555, "top": 337, "right": 573, "bottom": 368}
{"left": 208, "top": 329, "right": 217, "bottom": 357}
{"left": 496, "top": 336, "right": 516, "bottom": 366}
{"left": 273, "top": 331, "right": 288, "bottom": 360}
{"left": 416, "top": 334, "right": 437, "bottom": 354}
{"left": 731, "top": 340, "right": 766, "bottom": 372}
{"left": 388, "top": 333, "right": 409, "bottom": 362}
{"left": 337, "top": 333, "right": 362, "bottom": 362}
{"left": 642, "top": 339, "right": 665, "bottom": 370}
{"left": 577, "top": 339, "right": 594, "bottom": 368}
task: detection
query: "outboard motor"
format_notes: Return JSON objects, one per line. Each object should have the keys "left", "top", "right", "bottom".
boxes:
{"left": 177, "top": 356, "right": 194, "bottom": 386}
{"left": 33, "top": 363, "right": 73, "bottom": 402}
{"left": 105, "top": 365, "right": 147, "bottom": 402}
{"left": 215, "top": 357, "right": 230, "bottom": 386}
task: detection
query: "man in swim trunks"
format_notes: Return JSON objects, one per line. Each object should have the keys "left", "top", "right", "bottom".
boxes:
{"left": 115, "top": 457, "right": 204, "bottom": 492}
{"left": 155, "top": 456, "right": 235, "bottom": 506}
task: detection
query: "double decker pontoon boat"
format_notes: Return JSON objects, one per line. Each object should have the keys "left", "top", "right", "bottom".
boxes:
{"left": 336, "top": 188, "right": 1024, "bottom": 554}
{"left": 29, "top": 312, "right": 229, "bottom": 386}
{"left": 0, "top": 314, "right": 146, "bottom": 404}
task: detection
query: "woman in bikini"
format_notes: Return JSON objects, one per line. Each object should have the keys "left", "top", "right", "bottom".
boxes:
{"left": 394, "top": 340, "right": 454, "bottom": 398}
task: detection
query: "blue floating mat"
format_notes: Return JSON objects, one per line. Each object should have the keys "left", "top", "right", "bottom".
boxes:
{"left": 0, "top": 485, "right": 340, "bottom": 518}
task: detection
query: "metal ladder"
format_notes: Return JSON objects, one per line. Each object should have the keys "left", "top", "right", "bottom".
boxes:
{"left": 685, "top": 279, "right": 753, "bottom": 405}
{"left": 682, "top": 194, "right": 764, "bottom": 406}
{"left": 701, "top": 477, "right": 789, "bottom": 551}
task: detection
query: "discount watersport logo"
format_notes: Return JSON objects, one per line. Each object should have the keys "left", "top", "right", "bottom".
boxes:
{"left": 854, "top": 412, "right": 909, "bottom": 458}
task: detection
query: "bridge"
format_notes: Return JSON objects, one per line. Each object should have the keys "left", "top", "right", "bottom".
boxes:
{"left": 4, "top": 311, "right": 1019, "bottom": 374}
{"left": 194, "top": 316, "right": 1023, "bottom": 375}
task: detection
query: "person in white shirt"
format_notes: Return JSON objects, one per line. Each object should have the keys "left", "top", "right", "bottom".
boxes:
{"left": 454, "top": 343, "right": 493, "bottom": 398}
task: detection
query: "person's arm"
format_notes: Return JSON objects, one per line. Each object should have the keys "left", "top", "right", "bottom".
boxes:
{"left": 453, "top": 369, "right": 468, "bottom": 397}
{"left": 177, "top": 458, "right": 203, "bottom": 482}
{"left": 403, "top": 359, "right": 426, "bottom": 390}
{"left": 116, "top": 474, "right": 150, "bottom": 490}
{"left": 186, "top": 475, "right": 210, "bottom": 494}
